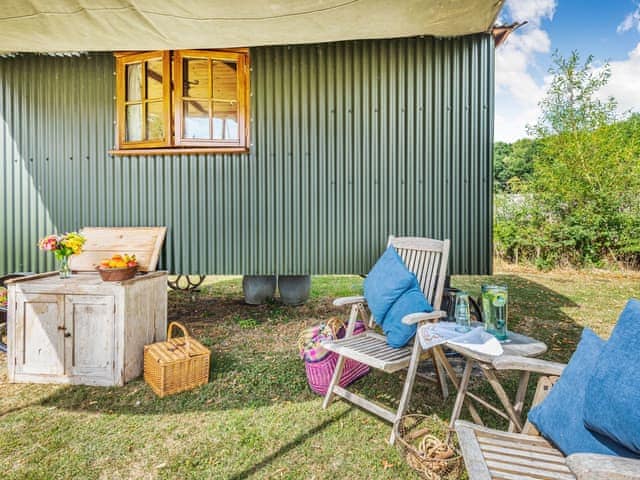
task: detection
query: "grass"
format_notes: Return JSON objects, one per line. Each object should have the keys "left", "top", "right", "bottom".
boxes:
{"left": 1, "top": 268, "right": 639, "bottom": 479}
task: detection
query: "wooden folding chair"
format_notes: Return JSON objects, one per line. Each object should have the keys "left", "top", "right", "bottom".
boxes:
{"left": 322, "top": 236, "right": 450, "bottom": 444}
{"left": 455, "top": 356, "right": 640, "bottom": 479}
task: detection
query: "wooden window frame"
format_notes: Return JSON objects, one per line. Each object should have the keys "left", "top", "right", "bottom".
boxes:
{"left": 113, "top": 49, "right": 250, "bottom": 153}
{"left": 115, "top": 51, "right": 172, "bottom": 149}
{"left": 174, "top": 50, "right": 249, "bottom": 148}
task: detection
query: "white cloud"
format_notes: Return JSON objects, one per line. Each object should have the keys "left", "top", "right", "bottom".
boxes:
{"left": 506, "top": 0, "right": 556, "bottom": 26}
{"left": 496, "top": 1, "right": 640, "bottom": 141}
{"left": 598, "top": 42, "right": 640, "bottom": 115}
{"left": 617, "top": 4, "right": 640, "bottom": 33}
{"left": 494, "top": 0, "right": 557, "bottom": 141}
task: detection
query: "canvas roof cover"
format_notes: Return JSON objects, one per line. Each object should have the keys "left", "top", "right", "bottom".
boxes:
{"left": 0, "top": 0, "right": 504, "bottom": 53}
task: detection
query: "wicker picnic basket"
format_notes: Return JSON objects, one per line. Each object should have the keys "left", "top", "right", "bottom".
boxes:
{"left": 144, "top": 322, "right": 210, "bottom": 397}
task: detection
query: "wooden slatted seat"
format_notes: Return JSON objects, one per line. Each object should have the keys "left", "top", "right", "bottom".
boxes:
{"left": 457, "top": 421, "right": 575, "bottom": 480}
{"left": 456, "top": 355, "right": 640, "bottom": 480}
{"left": 325, "top": 331, "right": 413, "bottom": 372}
{"left": 323, "top": 236, "right": 450, "bottom": 444}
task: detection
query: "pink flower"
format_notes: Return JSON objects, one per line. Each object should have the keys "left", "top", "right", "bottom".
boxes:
{"left": 39, "top": 235, "right": 59, "bottom": 251}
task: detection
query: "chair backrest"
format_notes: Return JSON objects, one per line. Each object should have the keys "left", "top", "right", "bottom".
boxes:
{"left": 387, "top": 236, "right": 450, "bottom": 309}
{"left": 522, "top": 374, "right": 561, "bottom": 436}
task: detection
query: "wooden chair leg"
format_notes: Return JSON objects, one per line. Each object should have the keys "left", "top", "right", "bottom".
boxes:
{"left": 323, "top": 304, "right": 360, "bottom": 409}
{"left": 390, "top": 341, "right": 423, "bottom": 445}
{"left": 322, "top": 354, "right": 346, "bottom": 409}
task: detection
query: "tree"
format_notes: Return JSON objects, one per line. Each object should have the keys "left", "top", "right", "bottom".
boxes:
{"left": 529, "top": 50, "right": 618, "bottom": 137}
{"left": 494, "top": 51, "right": 640, "bottom": 269}
{"left": 493, "top": 139, "right": 536, "bottom": 192}
{"left": 493, "top": 141, "right": 512, "bottom": 192}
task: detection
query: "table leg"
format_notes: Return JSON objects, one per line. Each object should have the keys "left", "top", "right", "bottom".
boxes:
{"left": 448, "top": 358, "right": 474, "bottom": 431}
{"left": 481, "top": 366, "right": 524, "bottom": 432}
{"left": 433, "top": 348, "right": 484, "bottom": 425}
{"left": 431, "top": 349, "right": 449, "bottom": 399}
{"left": 509, "top": 371, "right": 530, "bottom": 432}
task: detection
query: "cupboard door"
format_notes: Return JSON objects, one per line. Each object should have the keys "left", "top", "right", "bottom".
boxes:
{"left": 14, "top": 293, "right": 65, "bottom": 376}
{"left": 64, "top": 295, "right": 116, "bottom": 382}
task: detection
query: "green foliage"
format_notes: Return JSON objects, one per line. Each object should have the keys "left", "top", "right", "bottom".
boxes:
{"left": 530, "top": 50, "right": 618, "bottom": 137}
{"left": 494, "top": 139, "right": 537, "bottom": 192}
{"left": 494, "top": 51, "right": 640, "bottom": 269}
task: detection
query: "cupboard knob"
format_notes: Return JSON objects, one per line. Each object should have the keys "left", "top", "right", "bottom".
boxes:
{"left": 64, "top": 332, "right": 71, "bottom": 338}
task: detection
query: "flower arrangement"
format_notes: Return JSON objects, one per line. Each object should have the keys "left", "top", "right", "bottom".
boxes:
{"left": 38, "top": 232, "right": 86, "bottom": 279}
{"left": 0, "top": 287, "right": 7, "bottom": 309}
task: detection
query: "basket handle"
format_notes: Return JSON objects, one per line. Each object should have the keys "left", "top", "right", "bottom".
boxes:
{"left": 167, "top": 321, "right": 190, "bottom": 340}
{"left": 326, "top": 317, "right": 346, "bottom": 337}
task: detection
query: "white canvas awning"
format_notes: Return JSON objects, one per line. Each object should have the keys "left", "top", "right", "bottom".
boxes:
{"left": 0, "top": 0, "right": 504, "bottom": 53}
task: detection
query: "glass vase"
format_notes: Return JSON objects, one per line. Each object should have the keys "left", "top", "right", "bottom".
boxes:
{"left": 59, "top": 255, "right": 72, "bottom": 279}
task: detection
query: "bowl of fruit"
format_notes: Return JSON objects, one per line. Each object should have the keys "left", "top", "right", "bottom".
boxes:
{"left": 97, "top": 254, "right": 139, "bottom": 282}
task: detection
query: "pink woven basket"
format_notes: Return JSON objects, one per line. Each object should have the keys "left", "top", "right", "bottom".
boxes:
{"left": 305, "top": 353, "right": 370, "bottom": 395}
{"left": 299, "top": 318, "right": 370, "bottom": 395}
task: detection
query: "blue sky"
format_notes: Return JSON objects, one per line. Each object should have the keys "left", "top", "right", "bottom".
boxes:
{"left": 495, "top": 0, "right": 640, "bottom": 141}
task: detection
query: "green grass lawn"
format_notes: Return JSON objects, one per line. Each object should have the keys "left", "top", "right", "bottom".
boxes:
{"left": 1, "top": 269, "right": 639, "bottom": 479}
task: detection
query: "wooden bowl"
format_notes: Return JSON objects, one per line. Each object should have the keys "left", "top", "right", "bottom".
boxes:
{"left": 97, "top": 265, "right": 138, "bottom": 282}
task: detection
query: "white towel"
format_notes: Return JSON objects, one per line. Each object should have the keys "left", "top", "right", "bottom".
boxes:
{"left": 418, "top": 322, "right": 503, "bottom": 356}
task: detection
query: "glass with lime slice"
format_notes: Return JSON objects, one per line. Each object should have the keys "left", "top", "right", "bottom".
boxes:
{"left": 481, "top": 285, "right": 508, "bottom": 341}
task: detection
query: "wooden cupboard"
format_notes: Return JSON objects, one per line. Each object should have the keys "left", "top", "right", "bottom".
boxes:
{"left": 7, "top": 271, "right": 167, "bottom": 386}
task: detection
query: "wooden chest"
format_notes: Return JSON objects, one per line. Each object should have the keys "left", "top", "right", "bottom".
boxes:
{"left": 6, "top": 227, "right": 168, "bottom": 387}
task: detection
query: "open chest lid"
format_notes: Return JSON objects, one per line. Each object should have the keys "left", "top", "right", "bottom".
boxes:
{"left": 68, "top": 227, "right": 167, "bottom": 273}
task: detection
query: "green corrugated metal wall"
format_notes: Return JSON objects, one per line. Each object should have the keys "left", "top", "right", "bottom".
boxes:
{"left": 0, "top": 35, "right": 494, "bottom": 275}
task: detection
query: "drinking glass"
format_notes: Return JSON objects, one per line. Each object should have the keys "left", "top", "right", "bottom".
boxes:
{"left": 455, "top": 292, "right": 471, "bottom": 333}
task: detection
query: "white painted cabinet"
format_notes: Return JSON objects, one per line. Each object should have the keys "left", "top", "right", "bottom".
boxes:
{"left": 7, "top": 272, "right": 167, "bottom": 386}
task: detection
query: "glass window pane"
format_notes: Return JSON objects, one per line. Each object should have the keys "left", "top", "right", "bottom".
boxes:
{"left": 126, "top": 104, "right": 142, "bottom": 141}
{"left": 212, "top": 61, "right": 238, "bottom": 101}
{"left": 146, "top": 59, "right": 163, "bottom": 100}
{"left": 183, "top": 100, "right": 210, "bottom": 139}
{"left": 183, "top": 58, "right": 209, "bottom": 98}
{"left": 126, "top": 63, "right": 142, "bottom": 101}
{"left": 146, "top": 101, "right": 165, "bottom": 140}
{"left": 213, "top": 101, "right": 238, "bottom": 140}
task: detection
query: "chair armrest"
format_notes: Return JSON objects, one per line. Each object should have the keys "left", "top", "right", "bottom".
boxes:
{"left": 455, "top": 421, "right": 492, "bottom": 480}
{"left": 333, "top": 296, "right": 366, "bottom": 307}
{"left": 492, "top": 355, "right": 566, "bottom": 376}
{"left": 567, "top": 453, "right": 640, "bottom": 480}
{"left": 402, "top": 310, "right": 447, "bottom": 325}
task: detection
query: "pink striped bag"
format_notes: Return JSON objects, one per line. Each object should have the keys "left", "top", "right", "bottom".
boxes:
{"left": 298, "top": 317, "right": 370, "bottom": 395}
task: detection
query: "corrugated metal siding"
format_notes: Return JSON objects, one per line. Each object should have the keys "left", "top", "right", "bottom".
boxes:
{"left": 0, "top": 35, "right": 493, "bottom": 275}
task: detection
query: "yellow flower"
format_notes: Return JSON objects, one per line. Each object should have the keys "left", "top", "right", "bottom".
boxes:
{"left": 60, "top": 232, "right": 86, "bottom": 255}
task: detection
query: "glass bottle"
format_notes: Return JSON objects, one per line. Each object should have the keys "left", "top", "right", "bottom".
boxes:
{"left": 454, "top": 292, "right": 471, "bottom": 333}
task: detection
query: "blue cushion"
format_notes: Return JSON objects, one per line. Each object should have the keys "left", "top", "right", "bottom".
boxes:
{"left": 364, "top": 246, "right": 416, "bottom": 325}
{"left": 528, "top": 328, "right": 639, "bottom": 458}
{"left": 383, "top": 282, "right": 433, "bottom": 348}
{"left": 584, "top": 299, "right": 640, "bottom": 455}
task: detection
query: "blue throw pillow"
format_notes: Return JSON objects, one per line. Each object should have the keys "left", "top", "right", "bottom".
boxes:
{"left": 584, "top": 299, "right": 640, "bottom": 455}
{"left": 364, "top": 246, "right": 416, "bottom": 325}
{"left": 383, "top": 281, "right": 433, "bottom": 348}
{"left": 528, "top": 328, "right": 639, "bottom": 458}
